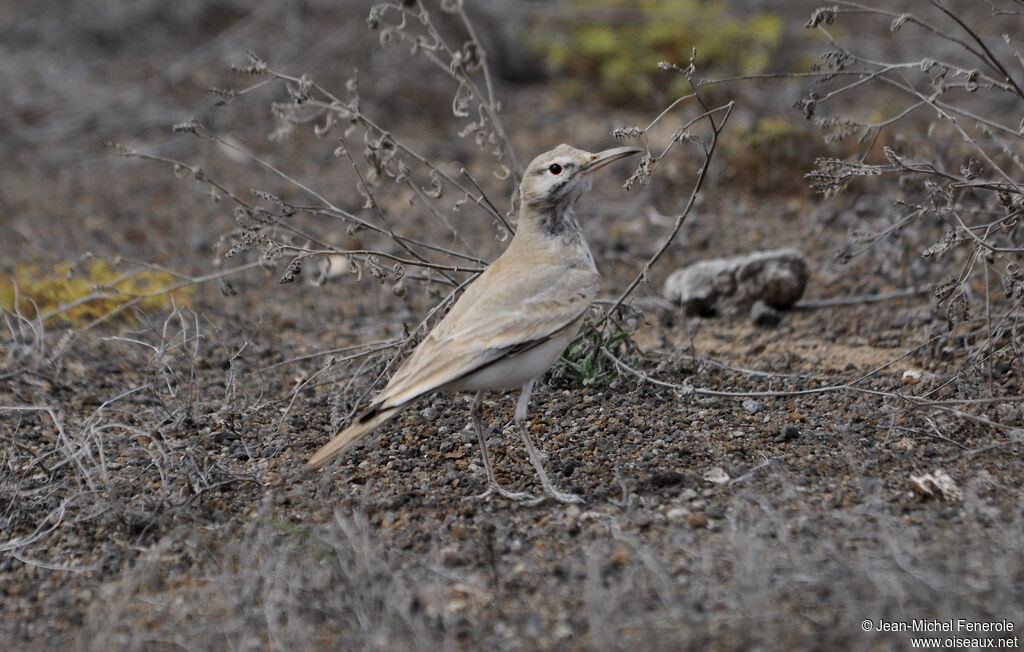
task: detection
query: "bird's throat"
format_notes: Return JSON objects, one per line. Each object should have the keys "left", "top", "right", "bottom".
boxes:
{"left": 515, "top": 204, "right": 597, "bottom": 272}
{"left": 527, "top": 203, "right": 583, "bottom": 239}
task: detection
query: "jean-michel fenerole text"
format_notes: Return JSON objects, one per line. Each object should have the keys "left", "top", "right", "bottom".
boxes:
{"left": 873, "top": 619, "right": 1015, "bottom": 634}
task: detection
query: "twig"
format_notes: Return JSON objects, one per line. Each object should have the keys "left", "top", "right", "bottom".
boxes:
{"left": 795, "top": 286, "right": 931, "bottom": 309}
{"left": 599, "top": 96, "right": 735, "bottom": 325}
{"left": 930, "top": 0, "right": 1024, "bottom": 100}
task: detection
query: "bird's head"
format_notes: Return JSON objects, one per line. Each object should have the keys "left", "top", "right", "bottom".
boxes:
{"left": 518, "top": 144, "right": 641, "bottom": 214}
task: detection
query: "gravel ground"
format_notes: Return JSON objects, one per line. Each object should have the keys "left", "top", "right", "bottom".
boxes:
{"left": 3, "top": 2, "right": 1022, "bottom": 650}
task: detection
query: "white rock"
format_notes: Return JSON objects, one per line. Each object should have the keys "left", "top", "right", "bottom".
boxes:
{"left": 663, "top": 248, "right": 809, "bottom": 316}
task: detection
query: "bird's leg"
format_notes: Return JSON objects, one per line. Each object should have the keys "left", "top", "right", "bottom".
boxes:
{"left": 470, "top": 391, "right": 535, "bottom": 502}
{"left": 515, "top": 380, "right": 584, "bottom": 504}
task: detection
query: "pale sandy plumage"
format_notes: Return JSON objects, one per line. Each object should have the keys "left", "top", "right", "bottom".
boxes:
{"left": 307, "top": 144, "right": 640, "bottom": 503}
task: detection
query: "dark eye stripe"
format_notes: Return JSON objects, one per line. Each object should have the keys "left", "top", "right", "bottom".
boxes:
{"left": 548, "top": 180, "right": 567, "bottom": 195}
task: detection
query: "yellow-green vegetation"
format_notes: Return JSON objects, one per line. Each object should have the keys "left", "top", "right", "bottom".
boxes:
{"left": 0, "top": 260, "right": 191, "bottom": 327}
{"left": 539, "top": 0, "right": 783, "bottom": 104}
{"left": 739, "top": 117, "right": 802, "bottom": 148}
{"left": 730, "top": 117, "right": 826, "bottom": 195}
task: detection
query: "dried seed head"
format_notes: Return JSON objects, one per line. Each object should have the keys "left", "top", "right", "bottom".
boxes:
{"left": 611, "top": 126, "right": 643, "bottom": 139}
{"left": 921, "top": 230, "right": 958, "bottom": 261}
{"left": 623, "top": 154, "right": 655, "bottom": 191}
{"left": 172, "top": 119, "right": 202, "bottom": 136}
{"left": 932, "top": 277, "right": 959, "bottom": 302}
{"left": 795, "top": 92, "right": 818, "bottom": 120}
{"left": 104, "top": 142, "right": 136, "bottom": 157}
{"left": 232, "top": 50, "right": 267, "bottom": 75}
{"left": 278, "top": 259, "right": 302, "bottom": 284}
{"left": 890, "top": 13, "right": 912, "bottom": 33}
{"left": 805, "top": 6, "right": 838, "bottom": 28}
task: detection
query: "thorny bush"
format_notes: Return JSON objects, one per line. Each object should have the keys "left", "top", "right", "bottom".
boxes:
{"left": 801, "top": 1, "right": 1024, "bottom": 398}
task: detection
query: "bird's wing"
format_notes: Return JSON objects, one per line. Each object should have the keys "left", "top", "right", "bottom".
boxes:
{"left": 372, "top": 261, "right": 598, "bottom": 409}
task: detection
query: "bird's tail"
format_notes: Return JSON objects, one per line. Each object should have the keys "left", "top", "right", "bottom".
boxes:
{"left": 306, "top": 406, "right": 401, "bottom": 470}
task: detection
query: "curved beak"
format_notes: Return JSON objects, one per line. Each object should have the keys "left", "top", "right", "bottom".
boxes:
{"left": 582, "top": 146, "right": 642, "bottom": 174}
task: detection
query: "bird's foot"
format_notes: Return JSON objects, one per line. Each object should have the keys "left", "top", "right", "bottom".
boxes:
{"left": 472, "top": 481, "right": 538, "bottom": 504}
{"left": 542, "top": 487, "right": 585, "bottom": 505}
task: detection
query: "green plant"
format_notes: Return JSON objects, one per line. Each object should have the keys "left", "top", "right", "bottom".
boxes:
{"left": 539, "top": 0, "right": 783, "bottom": 105}
{"left": 556, "top": 321, "right": 636, "bottom": 388}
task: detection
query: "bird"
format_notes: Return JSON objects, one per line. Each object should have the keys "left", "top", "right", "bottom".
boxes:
{"left": 307, "top": 144, "right": 641, "bottom": 504}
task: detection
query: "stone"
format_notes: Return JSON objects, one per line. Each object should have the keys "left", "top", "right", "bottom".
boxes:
{"left": 751, "top": 299, "right": 781, "bottom": 326}
{"left": 662, "top": 248, "right": 810, "bottom": 316}
{"left": 778, "top": 424, "right": 801, "bottom": 441}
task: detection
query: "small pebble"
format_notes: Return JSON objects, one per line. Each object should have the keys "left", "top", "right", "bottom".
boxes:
{"left": 649, "top": 470, "right": 684, "bottom": 487}
{"left": 666, "top": 506, "right": 690, "bottom": 521}
{"left": 751, "top": 300, "right": 781, "bottom": 326}
{"left": 686, "top": 512, "right": 708, "bottom": 528}
{"left": 742, "top": 399, "right": 763, "bottom": 414}
{"left": 992, "top": 360, "right": 1012, "bottom": 378}
{"left": 440, "top": 545, "right": 463, "bottom": 567}
{"left": 779, "top": 424, "right": 800, "bottom": 441}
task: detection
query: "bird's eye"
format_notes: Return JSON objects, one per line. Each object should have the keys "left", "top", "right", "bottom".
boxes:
{"left": 548, "top": 163, "right": 563, "bottom": 175}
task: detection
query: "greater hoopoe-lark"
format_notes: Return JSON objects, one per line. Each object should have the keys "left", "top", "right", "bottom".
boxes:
{"left": 307, "top": 144, "right": 641, "bottom": 503}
